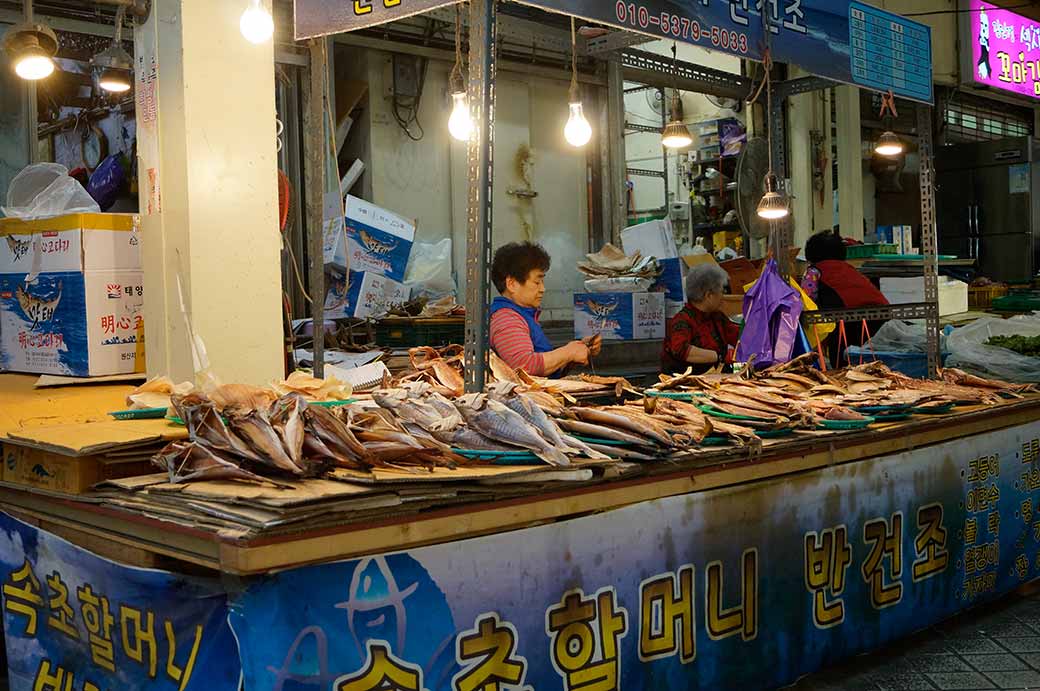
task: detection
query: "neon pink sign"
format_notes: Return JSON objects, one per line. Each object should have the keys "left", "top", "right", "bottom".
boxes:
{"left": 969, "top": 0, "right": 1040, "bottom": 99}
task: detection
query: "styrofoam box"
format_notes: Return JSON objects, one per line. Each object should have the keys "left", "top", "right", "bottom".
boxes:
{"left": 0, "top": 214, "right": 143, "bottom": 377}
{"left": 621, "top": 218, "right": 678, "bottom": 260}
{"left": 325, "top": 270, "right": 408, "bottom": 320}
{"left": 880, "top": 277, "right": 968, "bottom": 317}
{"left": 574, "top": 292, "right": 665, "bottom": 341}
{"left": 325, "top": 195, "right": 416, "bottom": 283}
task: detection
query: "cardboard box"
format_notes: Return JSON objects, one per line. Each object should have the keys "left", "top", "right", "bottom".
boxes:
{"left": 880, "top": 277, "right": 969, "bottom": 317}
{"left": 1, "top": 442, "right": 155, "bottom": 495}
{"left": 0, "top": 214, "right": 143, "bottom": 377}
{"left": 574, "top": 292, "right": 665, "bottom": 341}
{"left": 620, "top": 218, "right": 678, "bottom": 260}
{"left": 326, "top": 195, "right": 416, "bottom": 282}
{"left": 325, "top": 270, "right": 408, "bottom": 319}
{"left": 0, "top": 213, "right": 140, "bottom": 274}
{"left": 652, "top": 257, "right": 686, "bottom": 304}
{"left": 682, "top": 253, "right": 719, "bottom": 270}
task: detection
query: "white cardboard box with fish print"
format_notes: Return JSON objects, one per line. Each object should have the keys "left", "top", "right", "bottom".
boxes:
{"left": 0, "top": 213, "right": 140, "bottom": 274}
{"left": 326, "top": 196, "right": 415, "bottom": 282}
{"left": 0, "top": 270, "right": 143, "bottom": 377}
{"left": 324, "top": 270, "right": 408, "bottom": 320}
{"left": 0, "top": 213, "right": 143, "bottom": 377}
{"left": 573, "top": 292, "right": 665, "bottom": 341}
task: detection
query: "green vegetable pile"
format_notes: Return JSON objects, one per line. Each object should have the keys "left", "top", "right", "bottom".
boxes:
{"left": 986, "top": 334, "right": 1040, "bottom": 357}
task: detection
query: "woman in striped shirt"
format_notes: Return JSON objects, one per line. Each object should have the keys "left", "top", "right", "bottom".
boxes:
{"left": 489, "top": 242, "right": 600, "bottom": 377}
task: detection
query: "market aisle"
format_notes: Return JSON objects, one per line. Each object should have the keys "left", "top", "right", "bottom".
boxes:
{"left": 789, "top": 588, "right": 1040, "bottom": 690}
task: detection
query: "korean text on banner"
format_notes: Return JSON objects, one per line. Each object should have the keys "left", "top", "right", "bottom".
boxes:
{"left": 295, "top": 0, "right": 464, "bottom": 39}
{"left": 0, "top": 512, "right": 240, "bottom": 691}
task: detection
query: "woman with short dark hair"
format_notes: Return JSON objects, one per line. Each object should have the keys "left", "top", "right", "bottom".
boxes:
{"left": 489, "top": 241, "right": 599, "bottom": 376}
{"left": 661, "top": 263, "right": 739, "bottom": 375}
{"left": 801, "top": 229, "right": 889, "bottom": 367}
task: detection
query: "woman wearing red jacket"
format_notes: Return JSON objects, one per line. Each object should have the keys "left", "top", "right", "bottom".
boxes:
{"left": 801, "top": 229, "right": 889, "bottom": 367}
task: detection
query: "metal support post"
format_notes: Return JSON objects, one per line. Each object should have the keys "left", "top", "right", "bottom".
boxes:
{"left": 607, "top": 55, "right": 627, "bottom": 243}
{"left": 660, "top": 87, "right": 669, "bottom": 210}
{"left": 305, "top": 38, "right": 326, "bottom": 378}
{"left": 463, "top": 0, "right": 497, "bottom": 393}
{"left": 917, "top": 104, "right": 941, "bottom": 378}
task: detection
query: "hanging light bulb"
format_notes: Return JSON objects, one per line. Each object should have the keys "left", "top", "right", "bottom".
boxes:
{"left": 3, "top": 23, "right": 58, "bottom": 81}
{"left": 446, "top": 6, "right": 472, "bottom": 141}
{"left": 240, "top": 0, "right": 274, "bottom": 44}
{"left": 565, "top": 102, "right": 592, "bottom": 147}
{"left": 875, "top": 130, "right": 904, "bottom": 157}
{"left": 93, "top": 7, "right": 133, "bottom": 94}
{"left": 661, "top": 45, "right": 693, "bottom": 150}
{"left": 564, "top": 18, "right": 592, "bottom": 148}
{"left": 448, "top": 91, "right": 472, "bottom": 141}
{"left": 757, "top": 173, "right": 790, "bottom": 220}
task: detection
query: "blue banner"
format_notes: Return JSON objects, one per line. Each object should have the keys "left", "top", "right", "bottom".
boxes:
{"left": 230, "top": 421, "right": 1040, "bottom": 690}
{"left": 0, "top": 514, "right": 240, "bottom": 691}
{"left": 519, "top": 0, "right": 933, "bottom": 103}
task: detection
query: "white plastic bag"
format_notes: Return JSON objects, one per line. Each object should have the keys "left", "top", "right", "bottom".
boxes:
{"left": 2, "top": 163, "right": 100, "bottom": 220}
{"left": 404, "top": 238, "right": 456, "bottom": 300}
{"left": 867, "top": 320, "right": 951, "bottom": 353}
{"left": 946, "top": 315, "right": 1040, "bottom": 382}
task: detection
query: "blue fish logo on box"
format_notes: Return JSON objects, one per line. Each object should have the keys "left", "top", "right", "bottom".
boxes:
{"left": 15, "top": 280, "right": 62, "bottom": 329}
{"left": 344, "top": 196, "right": 415, "bottom": 283}
{"left": 1, "top": 272, "right": 89, "bottom": 376}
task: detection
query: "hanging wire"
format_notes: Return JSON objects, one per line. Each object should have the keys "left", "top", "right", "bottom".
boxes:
{"left": 450, "top": 4, "right": 465, "bottom": 94}
{"left": 569, "top": 16, "right": 579, "bottom": 102}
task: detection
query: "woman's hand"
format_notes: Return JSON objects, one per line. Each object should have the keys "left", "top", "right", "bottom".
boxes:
{"left": 564, "top": 340, "right": 591, "bottom": 365}
{"left": 583, "top": 335, "right": 603, "bottom": 358}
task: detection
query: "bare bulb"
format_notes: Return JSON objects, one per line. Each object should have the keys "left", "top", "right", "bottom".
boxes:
{"left": 564, "top": 102, "right": 592, "bottom": 147}
{"left": 448, "top": 91, "right": 473, "bottom": 141}
{"left": 240, "top": 0, "right": 274, "bottom": 44}
{"left": 15, "top": 52, "right": 54, "bottom": 81}
{"left": 875, "top": 131, "right": 904, "bottom": 157}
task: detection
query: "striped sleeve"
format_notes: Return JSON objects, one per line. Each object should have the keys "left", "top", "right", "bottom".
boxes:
{"left": 489, "top": 310, "right": 547, "bottom": 376}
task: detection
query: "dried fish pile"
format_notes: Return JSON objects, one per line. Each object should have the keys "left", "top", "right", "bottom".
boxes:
{"left": 578, "top": 243, "right": 660, "bottom": 281}
{"left": 392, "top": 345, "right": 632, "bottom": 401}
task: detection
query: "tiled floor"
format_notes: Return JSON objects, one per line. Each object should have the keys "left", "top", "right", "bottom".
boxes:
{"left": 790, "top": 588, "right": 1040, "bottom": 690}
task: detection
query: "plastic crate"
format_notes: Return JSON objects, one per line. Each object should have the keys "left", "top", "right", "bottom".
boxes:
{"left": 845, "top": 348, "right": 950, "bottom": 379}
{"left": 968, "top": 285, "right": 1008, "bottom": 310}
{"left": 375, "top": 317, "right": 465, "bottom": 348}
{"left": 991, "top": 292, "right": 1040, "bottom": 312}
{"left": 845, "top": 243, "right": 898, "bottom": 259}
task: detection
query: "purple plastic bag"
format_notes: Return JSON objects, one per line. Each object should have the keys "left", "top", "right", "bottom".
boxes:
{"left": 86, "top": 154, "right": 126, "bottom": 211}
{"left": 736, "top": 259, "right": 804, "bottom": 369}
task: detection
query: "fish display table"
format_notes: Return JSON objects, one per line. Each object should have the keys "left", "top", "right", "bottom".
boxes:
{"left": 1, "top": 398, "right": 1039, "bottom": 690}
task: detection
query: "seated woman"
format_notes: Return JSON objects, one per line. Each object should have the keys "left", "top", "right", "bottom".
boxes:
{"left": 661, "top": 263, "right": 739, "bottom": 375}
{"left": 801, "top": 229, "right": 889, "bottom": 367}
{"left": 489, "top": 241, "right": 599, "bottom": 377}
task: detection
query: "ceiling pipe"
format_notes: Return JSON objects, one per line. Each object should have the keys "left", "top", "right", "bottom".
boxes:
{"left": 91, "top": 0, "right": 150, "bottom": 19}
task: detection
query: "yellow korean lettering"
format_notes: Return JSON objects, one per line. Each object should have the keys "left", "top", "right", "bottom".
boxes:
{"left": 988, "top": 510, "right": 1001, "bottom": 536}
{"left": 77, "top": 585, "right": 115, "bottom": 672}
{"left": 32, "top": 659, "right": 72, "bottom": 691}
{"left": 453, "top": 613, "right": 527, "bottom": 691}
{"left": 546, "top": 587, "right": 629, "bottom": 691}
{"left": 1015, "top": 554, "right": 1030, "bottom": 579}
{"left": 384, "top": 0, "right": 401, "bottom": 5}
{"left": 964, "top": 518, "right": 978, "bottom": 546}
{"left": 4, "top": 560, "right": 43, "bottom": 636}
{"left": 1022, "top": 499, "right": 1034, "bottom": 526}
{"left": 804, "top": 527, "right": 851, "bottom": 629}
{"left": 45, "top": 572, "right": 78, "bottom": 640}
{"left": 354, "top": 0, "right": 372, "bottom": 15}
{"left": 705, "top": 549, "right": 758, "bottom": 642}
{"left": 861, "top": 513, "right": 903, "bottom": 610}
{"left": 120, "top": 605, "right": 158, "bottom": 678}
{"left": 165, "top": 621, "right": 203, "bottom": 691}
{"left": 335, "top": 640, "right": 422, "bottom": 691}
{"left": 638, "top": 565, "right": 695, "bottom": 663}
{"left": 912, "top": 504, "right": 949, "bottom": 583}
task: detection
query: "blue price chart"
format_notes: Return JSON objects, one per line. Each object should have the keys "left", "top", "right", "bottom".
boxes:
{"left": 849, "top": 1, "right": 933, "bottom": 103}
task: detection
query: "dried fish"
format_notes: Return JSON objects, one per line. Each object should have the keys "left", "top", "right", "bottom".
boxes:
{"left": 152, "top": 441, "right": 286, "bottom": 487}
{"left": 571, "top": 407, "right": 673, "bottom": 447}
{"left": 269, "top": 394, "right": 307, "bottom": 465}
{"left": 555, "top": 418, "right": 652, "bottom": 447}
{"left": 373, "top": 389, "right": 459, "bottom": 432}
{"left": 455, "top": 394, "right": 570, "bottom": 466}
{"left": 227, "top": 410, "right": 304, "bottom": 476}
{"left": 208, "top": 384, "right": 278, "bottom": 413}
{"left": 304, "top": 405, "right": 373, "bottom": 467}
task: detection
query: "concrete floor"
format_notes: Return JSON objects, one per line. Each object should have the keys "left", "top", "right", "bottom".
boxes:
{"left": 789, "top": 588, "right": 1040, "bottom": 691}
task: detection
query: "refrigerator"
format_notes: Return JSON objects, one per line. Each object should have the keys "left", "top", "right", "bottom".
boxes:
{"left": 935, "top": 137, "right": 1040, "bottom": 284}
